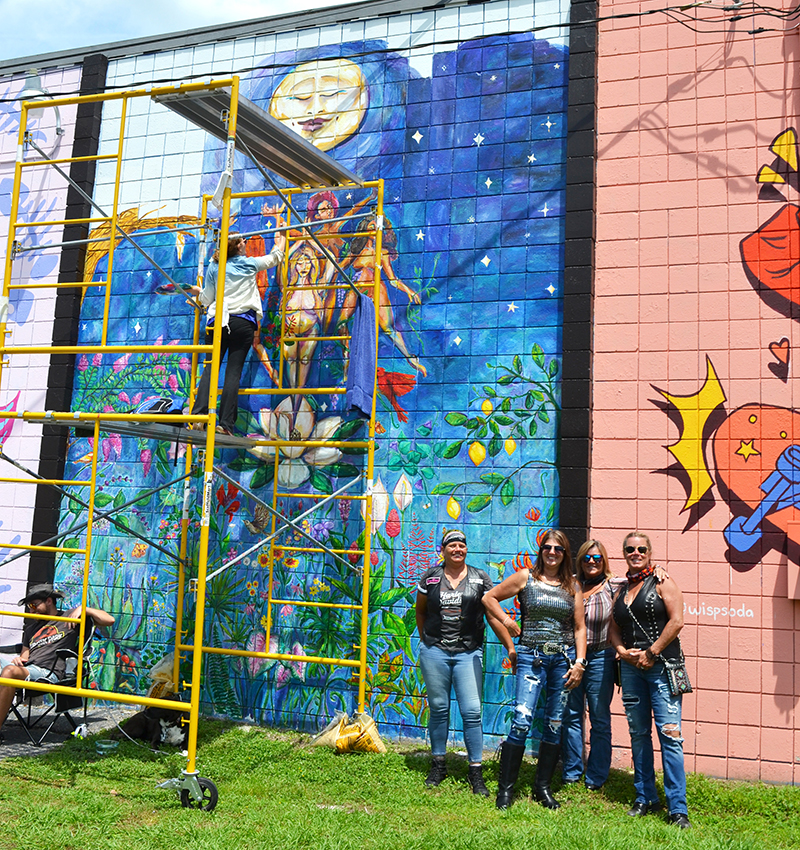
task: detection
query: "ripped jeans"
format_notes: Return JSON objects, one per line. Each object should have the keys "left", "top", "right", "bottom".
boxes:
{"left": 620, "top": 661, "right": 687, "bottom": 815}
{"left": 506, "top": 646, "right": 573, "bottom": 748}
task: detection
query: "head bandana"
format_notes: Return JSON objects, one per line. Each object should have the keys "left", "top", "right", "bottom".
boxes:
{"left": 442, "top": 529, "right": 467, "bottom": 547}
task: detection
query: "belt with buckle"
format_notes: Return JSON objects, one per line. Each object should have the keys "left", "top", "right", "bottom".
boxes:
{"left": 530, "top": 641, "right": 569, "bottom": 655}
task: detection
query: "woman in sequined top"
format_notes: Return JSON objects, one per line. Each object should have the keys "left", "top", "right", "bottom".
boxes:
{"left": 482, "top": 529, "right": 586, "bottom": 810}
{"left": 608, "top": 532, "right": 690, "bottom": 829}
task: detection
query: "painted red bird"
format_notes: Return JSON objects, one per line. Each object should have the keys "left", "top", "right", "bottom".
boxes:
{"left": 376, "top": 367, "right": 417, "bottom": 423}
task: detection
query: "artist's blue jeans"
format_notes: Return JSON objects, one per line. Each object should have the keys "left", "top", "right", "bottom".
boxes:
{"left": 418, "top": 643, "right": 484, "bottom": 763}
{"left": 507, "top": 646, "right": 574, "bottom": 748}
{"left": 620, "top": 661, "right": 688, "bottom": 815}
{"left": 562, "top": 646, "right": 615, "bottom": 785}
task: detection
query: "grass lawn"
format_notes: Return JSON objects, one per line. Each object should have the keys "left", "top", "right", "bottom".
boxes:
{"left": 0, "top": 721, "right": 796, "bottom": 850}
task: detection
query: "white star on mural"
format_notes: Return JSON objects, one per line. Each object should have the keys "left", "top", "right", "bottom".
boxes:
{"left": 528, "top": 153, "right": 536, "bottom": 163}
{"left": 485, "top": 177, "right": 493, "bottom": 189}
{"left": 554, "top": 63, "right": 561, "bottom": 69}
{"left": 429, "top": 166, "right": 435, "bottom": 174}
{"left": 320, "top": 402, "right": 328, "bottom": 412}
{"left": 541, "top": 203, "right": 551, "bottom": 217}
{"left": 543, "top": 117, "right": 555, "bottom": 132}
{"left": 507, "top": 303, "right": 518, "bottom": 313}
{"left": 468, "top": 215, "right": 475, "bottom": 223}
{"left": 394, "top": 196, "right": 401, "bottom": 202}
{"left": 448, "top": 295, "right": 453, "bottom": 301}
{"left": 481, "top": 255, "right": 491, "bottom": 267}
{"left": 81, "top": 323, "right": 87, "bottom": 331}
{"left": 525, "top": 232, "right": 531, "bottom": 238}
{"left": 416, "top": 230, "right": 425, "bottom": 241}
{"left": 412, "top": 130, "right": 423, "bottom": 144}
{"left": 473, "top": 133, "right": 485, "bottom": 146}
{"left": 346, "top": 193, "right": 352, "bottom": 199}
{"left": 134, "top": 321, "right": 142, "bottom": 334}
{"left": 490, "top": 75, "right": 497, "bottom": 81}
{"left": 547, "top": 284, "right": 556, "bottom": 295}
{"left": 454, "top": 335, "right": 462, "bottom": 346}
{"left": 146, "top": 271, "right": 151, "bottom": 277}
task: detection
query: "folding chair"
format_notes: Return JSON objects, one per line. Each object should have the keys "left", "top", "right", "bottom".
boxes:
{"left": 11, "top": 623, "right": 95, "bottom": 746}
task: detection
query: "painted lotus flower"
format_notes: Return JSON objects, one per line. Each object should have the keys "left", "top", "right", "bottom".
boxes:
{"left": 248, "top": 397, "right": 342, "bottom": 489}
{"left": 245, "top": 632, "right": 307, "bottom": 684}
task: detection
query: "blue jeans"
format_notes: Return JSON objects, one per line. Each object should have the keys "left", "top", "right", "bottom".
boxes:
{"left": 620, "top": 661, "right": 688, "bottom": 815}
{"left": 562, "top": 646, "right": 615, "bottom": 785}
{"left": 507, "top": 646, "right": 574, "bottom": 748}
{"left": 418, "top": 643, "right": 484, "bottom": 763}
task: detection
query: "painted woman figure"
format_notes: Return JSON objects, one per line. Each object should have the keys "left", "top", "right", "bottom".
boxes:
{"left": 335, "top": 214, "right": 426, "bottom": 377}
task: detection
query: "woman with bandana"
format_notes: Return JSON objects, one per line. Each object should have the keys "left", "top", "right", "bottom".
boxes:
{"left": 609, "top": 532, "right": 690, "bottom": 829}
{"left": 415, "top": 529, "right": 512, "bottom": 797}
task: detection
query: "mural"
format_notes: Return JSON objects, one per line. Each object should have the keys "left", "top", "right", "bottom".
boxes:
{"left": 0, "top": 70, "right": 79, "bottom": 641}
{"left": 49, "top": 19, "right": 570, "bottom": 743}
{"left": 656, "top": 128, "right": 800, "bottom": 572}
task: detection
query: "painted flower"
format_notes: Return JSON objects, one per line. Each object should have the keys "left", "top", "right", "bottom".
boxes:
{"left": 77, "top": 355, "right": 89, "bottom": 372}
{"left": 525, "top": 507, "right": 541, "bottom": 523}
{"left": 284, "top": 557, "right": 299, "bottom": 569}
{"left": 361, "top": 475, "right": 389, "bottom": 534}
{"left": 386, "top": 507, "right": 401, "bottom": 538}
{"left": 248, "top": 397, "right": 343, "bottom": 489}
{"left": 393, "top": 473, "right": 413, "bottom": 511}
{"left": 131, "top": 542, "right": 147, "bottom": 558}
{"left": 113, "top": 354, "right": 130, "bottom": 373}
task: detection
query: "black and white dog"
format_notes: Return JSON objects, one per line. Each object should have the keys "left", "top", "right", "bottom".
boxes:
{"left": 114, "top": 694, "right": 188, "bottom": 747}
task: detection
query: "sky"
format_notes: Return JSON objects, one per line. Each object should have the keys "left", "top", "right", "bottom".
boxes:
{"left": 0, "top": 0, "right": 348, "bottom": 63}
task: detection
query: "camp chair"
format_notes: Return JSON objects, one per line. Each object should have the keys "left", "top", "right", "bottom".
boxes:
{"left": 11, "top": 623, "right": 95, "bottom": 746}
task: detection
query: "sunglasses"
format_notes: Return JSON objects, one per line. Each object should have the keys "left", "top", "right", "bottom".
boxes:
{"left": 541, "top": 544, "right": 565, "bottom": 554}
{"left": 624, "top": 546, "right": 649, "bottom": 555}
{"left": 582, "top": 554, "right": 603, "bottom": 563}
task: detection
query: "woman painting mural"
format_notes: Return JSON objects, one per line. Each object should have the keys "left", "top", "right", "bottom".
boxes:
{"left": 269, "top": 58, "right": 369, "bottom": 151}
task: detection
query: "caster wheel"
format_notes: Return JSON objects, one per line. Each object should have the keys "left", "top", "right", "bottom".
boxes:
{"left": 180, "top": 777, "right": 218, "bottom": 812}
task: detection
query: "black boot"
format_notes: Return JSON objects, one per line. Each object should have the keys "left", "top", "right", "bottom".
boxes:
{"left": 532, "top": 741, "right": 562, "bottom": 809}
{"left": 425, "top": 756, "right": 447, "bottom": 787}
{"left": 468, "top": 764, "right": 490, "bottom": 797}
{"left": 495, "top": 741, "right": 525, "bottom": 809}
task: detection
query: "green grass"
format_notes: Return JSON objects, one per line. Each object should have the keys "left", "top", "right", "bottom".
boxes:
{"left": 0, "top": 722, "right": 797, "bottom": 850}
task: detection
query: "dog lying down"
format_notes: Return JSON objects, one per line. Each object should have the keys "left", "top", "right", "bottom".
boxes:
{"left": 113, "top": 695, "right": 188, "bottom": 748}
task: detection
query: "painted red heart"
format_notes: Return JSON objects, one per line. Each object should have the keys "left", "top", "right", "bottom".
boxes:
{"left": 740, "top": 204, "right": 800, "bottom": 317}
{"left": 713, "top": 404, "right": 800, "bottom": 537}
{"left": 769, "top": 338, "right": 790, "bottom": 365}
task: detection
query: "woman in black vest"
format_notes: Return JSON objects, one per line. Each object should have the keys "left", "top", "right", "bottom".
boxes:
{"left": 415, "top": 529, "right": 511, "bottom": 796}
{"left": 609, "top": 532, "right": 691, "bottom": 829}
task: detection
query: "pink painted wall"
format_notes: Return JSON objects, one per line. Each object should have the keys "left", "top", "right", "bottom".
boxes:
{"left": 594, "top": 3, "right": 800, "bottom": 783}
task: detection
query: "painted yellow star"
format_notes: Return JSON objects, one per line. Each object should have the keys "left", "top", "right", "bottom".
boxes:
{"left": 735, "top": 440, "right": 760, "bottom": 462}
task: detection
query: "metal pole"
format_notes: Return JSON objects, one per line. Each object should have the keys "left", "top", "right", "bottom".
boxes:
{"left": 24, "top": 134, "right": 200, "bottom": 308}
{"left": 235, "top": 136, "right": 362, "bottom": 299}
{"left": 213, "top": 464, "right": 360, "bottom": 572}
{"left": 205, "top": 473, "right": 364, "bottom": 581}
{"left": 0, "top": 450, "right": 189, "bottom": 568}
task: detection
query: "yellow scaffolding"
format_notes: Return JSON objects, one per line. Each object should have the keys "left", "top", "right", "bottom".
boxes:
{"left": 0, "top": 77, "right": 381, "bottom": 810}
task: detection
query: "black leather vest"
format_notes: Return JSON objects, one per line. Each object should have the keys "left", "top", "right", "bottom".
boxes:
{"left": 612, "top": 574, "right": 681, "bottom": 660}
{"left": 421, "top": 565, "right": 488, "bottom": 653}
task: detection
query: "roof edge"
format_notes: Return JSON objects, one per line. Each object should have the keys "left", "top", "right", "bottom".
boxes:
{"left": 0, "top": 0, "right": 460, "bottom": 78}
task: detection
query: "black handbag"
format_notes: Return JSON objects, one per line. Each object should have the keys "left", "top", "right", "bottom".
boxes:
{"left": 627, "top": 605, "right": 693, "bottom": 697}
{"left": 662, "top": 653, "right": 693, "bottom": 696}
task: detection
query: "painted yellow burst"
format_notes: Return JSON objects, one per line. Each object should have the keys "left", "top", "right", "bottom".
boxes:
{"left": 656, "top": 356, "right": 726, "bottom": 511}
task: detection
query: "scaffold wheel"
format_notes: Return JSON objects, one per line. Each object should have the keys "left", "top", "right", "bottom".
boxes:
{"left": 180, "top": 777, "right": 218, "bottom": 812}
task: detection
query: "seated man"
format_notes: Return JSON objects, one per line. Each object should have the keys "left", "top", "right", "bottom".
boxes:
{"left": 0, "top": 583, "right": 115, "bottom": 743}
